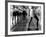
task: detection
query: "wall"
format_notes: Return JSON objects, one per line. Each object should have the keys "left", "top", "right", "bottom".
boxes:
{"left": 0, "top": 0, "right": 46, "bottom": 37}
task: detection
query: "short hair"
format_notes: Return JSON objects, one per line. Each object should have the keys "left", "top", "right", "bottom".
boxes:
{"left": 22, "top": 11, "right": 27, "bottom": 17}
